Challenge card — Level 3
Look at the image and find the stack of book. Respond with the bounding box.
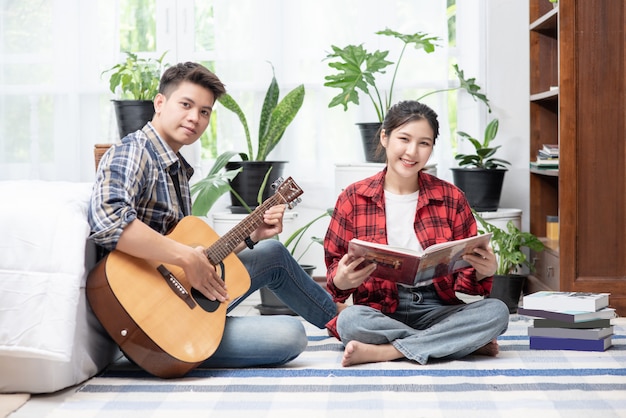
[518,291,615,352]
[530,143,559,170]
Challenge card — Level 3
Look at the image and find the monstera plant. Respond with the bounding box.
[323,28,490,162]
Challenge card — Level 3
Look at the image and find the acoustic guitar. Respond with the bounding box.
[86,177,303,378]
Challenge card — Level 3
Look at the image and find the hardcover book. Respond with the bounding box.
[529,335,613,352]
[517,307,616,323]
[533,318,612,329]
[522,291,610,313]
[347,233,492,286]
[528,326,614,341]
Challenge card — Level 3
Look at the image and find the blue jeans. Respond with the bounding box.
[201,239,336,368]
[336,284,509,364]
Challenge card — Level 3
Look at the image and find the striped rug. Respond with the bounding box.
[41,316,626,417]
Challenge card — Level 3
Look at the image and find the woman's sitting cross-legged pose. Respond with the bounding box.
[323,100,509,367]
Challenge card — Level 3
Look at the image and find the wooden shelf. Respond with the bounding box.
[528,0,626,316]
[530,88,559,102]
[530,6,558,33]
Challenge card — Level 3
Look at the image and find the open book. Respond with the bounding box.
[347,233,492,286]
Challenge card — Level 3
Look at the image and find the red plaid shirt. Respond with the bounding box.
[324,169,493,337]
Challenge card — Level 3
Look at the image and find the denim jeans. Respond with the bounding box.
[336,284,509,364]
[201,239,336,368]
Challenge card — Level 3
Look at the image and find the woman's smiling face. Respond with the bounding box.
[381,118,434,181]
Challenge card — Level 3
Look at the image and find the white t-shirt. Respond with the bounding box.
[384,189,423,253]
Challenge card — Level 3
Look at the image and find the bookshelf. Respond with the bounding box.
[527,0,626,316]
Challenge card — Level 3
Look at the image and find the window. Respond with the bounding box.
[1,0,482,198]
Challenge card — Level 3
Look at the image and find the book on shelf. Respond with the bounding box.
[537,149,559,159]
[517,306,616,323]
[529,335,613,352]
[528,325,614,340]
[522,291,610,313]
[529,161,558,171]
[541,143,559,156]
[347,233,492,286]
[533,317,612,329]
[533,157,559,166]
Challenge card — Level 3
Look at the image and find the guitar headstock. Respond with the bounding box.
[272,177,303,209]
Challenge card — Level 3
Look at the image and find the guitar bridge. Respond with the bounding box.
[157,265,196,309]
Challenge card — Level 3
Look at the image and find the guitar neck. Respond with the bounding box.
[205,194,283,265]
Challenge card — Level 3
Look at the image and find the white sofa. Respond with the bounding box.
[0,180,119,394]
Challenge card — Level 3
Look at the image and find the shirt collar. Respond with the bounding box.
[142,122,194,181]
[359,168,444,208]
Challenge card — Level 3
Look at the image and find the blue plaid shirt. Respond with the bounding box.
[89,123,194,251]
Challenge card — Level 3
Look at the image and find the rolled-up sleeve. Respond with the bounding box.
[88,142,145,250]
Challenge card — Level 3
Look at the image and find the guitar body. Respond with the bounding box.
[86,177,303,378]
[87,217,250,378]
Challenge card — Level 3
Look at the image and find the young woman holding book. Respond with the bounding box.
[324,100,510,367]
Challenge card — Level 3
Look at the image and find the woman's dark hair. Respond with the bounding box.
[373,100,439,160]
[158,62,226,101]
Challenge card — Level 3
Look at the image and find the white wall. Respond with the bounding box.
[483,0,530,230]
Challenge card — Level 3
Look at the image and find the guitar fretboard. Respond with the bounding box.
[204,194,282,264]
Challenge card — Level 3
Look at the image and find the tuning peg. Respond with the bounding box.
[271,177,285,190]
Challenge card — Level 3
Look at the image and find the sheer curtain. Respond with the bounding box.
[1,0,481,207]
[0,0,119,182]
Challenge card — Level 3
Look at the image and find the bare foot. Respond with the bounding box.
[472,339,499,357]
[342,341,404,367]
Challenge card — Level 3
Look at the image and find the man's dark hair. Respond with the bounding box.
[158,62,226,101]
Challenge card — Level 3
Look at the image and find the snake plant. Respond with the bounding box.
[218,63,305,161]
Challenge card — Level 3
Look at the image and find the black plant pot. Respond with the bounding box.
[489,274,526,314]
[356,122,384,163]
[112,100,155,139]
[225,161,287,213]
[256,264,316,316]
[451,168,507,212]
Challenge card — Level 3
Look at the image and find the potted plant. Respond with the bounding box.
[217,62,305,211]
[451,118,510,211]
[323,28,490,162]
[473,210,545,313]
[257,208,333,316]
[190,150,242,217]
[101,51,169,139]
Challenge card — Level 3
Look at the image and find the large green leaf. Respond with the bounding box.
[376,28,440,54]
[217,93,252,160]
[257,84,305,161]
[324,44,392,114]
[483,118,499,146]
[259,66,280,153]
[190,150,242,216]
[453,64,491,112]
